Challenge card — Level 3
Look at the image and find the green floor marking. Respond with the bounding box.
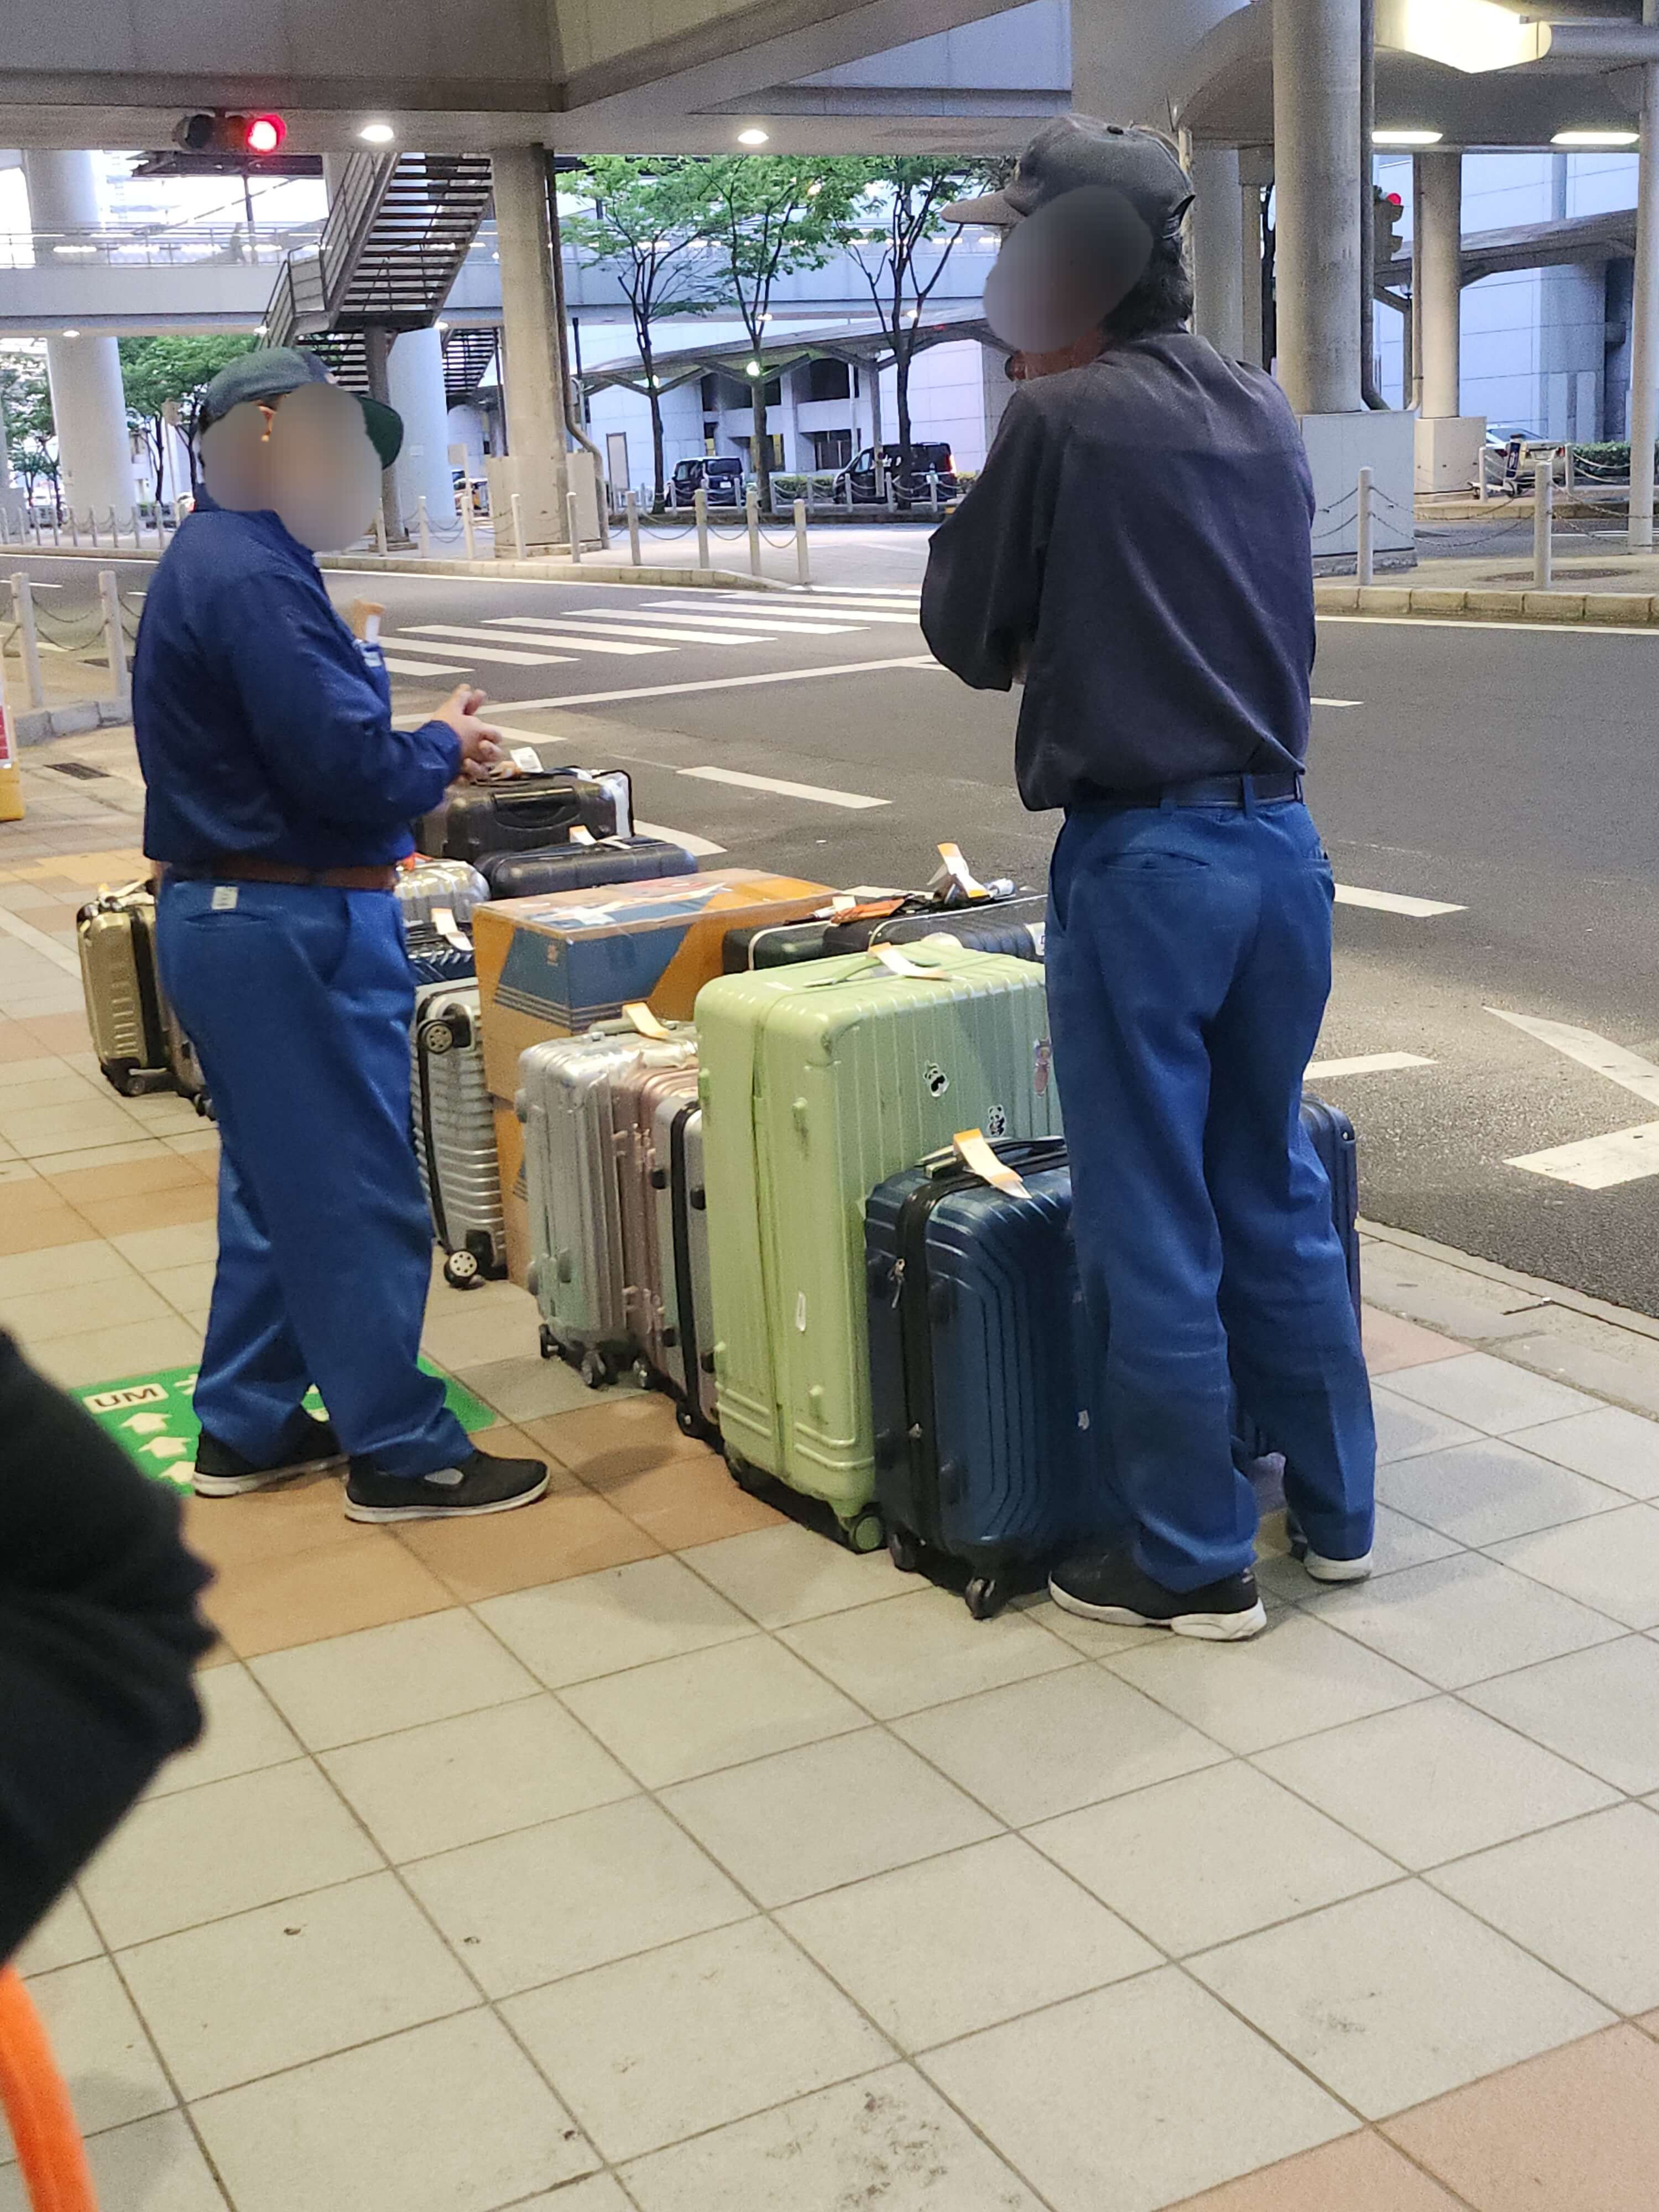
[76,1360,498,1487]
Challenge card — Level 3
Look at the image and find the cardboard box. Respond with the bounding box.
[492,1097,533,1289]
[474,868,831,1099]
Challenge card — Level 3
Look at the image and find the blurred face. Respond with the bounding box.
[201,382,383,550]
[982,186,1155,374]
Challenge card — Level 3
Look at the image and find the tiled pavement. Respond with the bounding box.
[11,801,1659,2208]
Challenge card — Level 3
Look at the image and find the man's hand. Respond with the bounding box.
[434,685,506,782]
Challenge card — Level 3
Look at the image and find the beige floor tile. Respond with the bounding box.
[180,1472,366,1573]
[684,1520,909,1627]
[509,2183,633,2212]
[420,1295,540,1370]
[503,1918,892,2163]
[79,1760,382,1949]
[407,1794,752,1997]
[525,1389,709,1475]
[1372,1385,1484,1464]
[1463,1635,1659,1794]
[598,1447,788,1547]
[395,1481,662,1601]
[1384,1351,1599,1434]
[1432,1804,1659,2013]
[1256,1505,1461,1603]
[7,1959,174,2146]
[0,1270,174,1344]
[28,1313,202,1389]
[662,1728,1000,1908]
[0,1235,134,1298]
[1030,1760,1399,1955]
[0,1101,145,1156]
[145,1661,302,1798]
[562,1633,866,1787]
[0,1199,103,1256]
[106,1215,218,1270]
[12,1886,102,1978]
[1189,1881,1612,2119]
[1510,1405,1659,1499]
[475,1553,754,1688]
[1490,1504,1659,1630]
[1258,1695,1618,1869]
[248,1608,538,1751]
[780,1588,1073,1721]
[0,1071,112,1117]
[920,1966,1353,2212]
[1303,1552,1620,1689]
[205,1532,454,1658]
[39,1149,205,1204]
[322,1693,637,1863]
[893,1662,1227,1827]
[456,1351,605,1423]
[1363,1310,1468,1377]
[1378,1437,1625,1547]
[117,1872,477,2100]
[191,2010,595,2212]
[0,2112,231,2212]
[622,2064,1045,2212]
[1104,1609,1431,1754]
[0,1050,68,1086]
[144,1258,217,1319]
[19,1012,97,1053]
[780,1834,1160,2052]
[1165,2128,1465,2210]
[1024,1595,1169,1658]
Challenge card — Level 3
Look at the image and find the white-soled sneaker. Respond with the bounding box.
[1303,1549,1374,1585]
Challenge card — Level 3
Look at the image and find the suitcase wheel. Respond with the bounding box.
[630,1358,654,1393]
[841,1507,886,1556]
[419,1018,455,1056]
[886,1526,922,1576]
[444,1249,483,1290]
[538,1323,558,1361]
[964,1574,1011,1622]
[581,1347,613,1391]
[726,1452,764,1496]
[675,1401,705,1441]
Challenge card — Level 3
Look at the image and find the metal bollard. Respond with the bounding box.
[129,504,140,547]
[567,491,583,563]
[928,469,940,518]
[695,486,709,570]
[625,489,641,567]
[460,485,476,563]
[511,492,526,563]
[372,506,388,557]
[1355,466,1374,588]
[1564,444,1577,498]
[153,503,165,554]
[9,573,44,710]
[100,568,129,713]
[416,494,431,561]
[794,498,811,586]
[1534,454,1554,588]
[50,509,59,547]
[746,483,762,577]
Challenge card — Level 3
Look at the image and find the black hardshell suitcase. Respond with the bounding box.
[721,920,838,972]
[479,838,697,899]
[823,891,1047,961]
[866,1137,1122,1619]
[417,772,618,863]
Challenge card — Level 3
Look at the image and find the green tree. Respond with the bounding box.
[118,335,257,500]
[0,358,59,515]
[848,160,997,481]
[564,159,725,511]
[698,156,869,506]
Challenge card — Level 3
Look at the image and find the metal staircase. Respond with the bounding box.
[443,326,502,407]
[265,152,494,392]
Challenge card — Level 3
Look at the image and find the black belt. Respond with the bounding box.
[1087,772,1304,811]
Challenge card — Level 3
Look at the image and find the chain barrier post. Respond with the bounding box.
[9,573,44,710]
[128,504,139,547]
[567,491,583,564]
[1564,443,1577,498]
[100,568,130,716]
[794,498,811,586]
[746,484,762,577]
[1534,451,1555,588]
[695,486,710,570]
[511,492,526,563]
[414,495,430,561]
[625,490,641,567]
[0,638,23,822]
[373,505,388,558]
[928,469,940,518]
[1355,467,1374,588]
[460,483,476,563]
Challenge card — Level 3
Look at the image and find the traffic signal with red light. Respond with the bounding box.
[173,113,287,158]
[1374,185,1407,274]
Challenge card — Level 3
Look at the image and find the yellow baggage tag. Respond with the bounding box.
[953,1129,1029,1199]
[874,943,936,980]
[568,825,598,845]
[935,842,988,901]
[622,1001,673,1040]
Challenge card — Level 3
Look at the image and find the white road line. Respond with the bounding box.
[1311,696,1363,707]
[1321,614,1659,639]
[382,654,471,677]
[1306,1051,1434,1078]
[384,634,575,667]
[613,607,867,635]
[1334,885,1465,918]
[400,622,661,658]
[486,615,774,648]
[492,655,939,714]
[1507,1123,1659,1190]
[679,765,888,810]
[1488,1008,1659,1110]
[634,820,728,857]
[649,599,920,628]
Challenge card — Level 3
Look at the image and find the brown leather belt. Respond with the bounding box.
[172,857,399,892]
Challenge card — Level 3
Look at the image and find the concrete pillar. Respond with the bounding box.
[1415,151,1463,419]
[489,147,571,552]
[21,150,134,520]
[1270,0,1363,416]
[1629,2,1659,548]
[1190,147,1245,357]
[386,327,456,531]
[1239,180,1266,367]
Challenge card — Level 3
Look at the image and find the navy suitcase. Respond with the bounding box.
[479,838,697,899]
[404,922,476,985]
[417,772,618,863]
[867,1136,1119,1619]
[722,920,837,972]
[823,891,1047,961]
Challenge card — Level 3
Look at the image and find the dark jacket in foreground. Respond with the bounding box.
[921,332,1317,810]
[0,1335,213,1961]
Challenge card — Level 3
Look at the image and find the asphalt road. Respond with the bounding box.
[15,540,1659,1317]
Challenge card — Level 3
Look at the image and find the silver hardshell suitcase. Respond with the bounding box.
[411,980,507,1288]
[397,858,490,930]
[651,1093,719,1439]
[78,881,209,1110]
[517,1021,697,1387]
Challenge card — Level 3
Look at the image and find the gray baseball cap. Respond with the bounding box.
[200,345,404,468]
[945,118,1193,239]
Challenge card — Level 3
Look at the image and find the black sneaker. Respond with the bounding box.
[343,1447,550,1524]
[1049,1544,1267,1642]
[194,1412,345,1498]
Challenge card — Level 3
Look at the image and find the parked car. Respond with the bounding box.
[833,442,959,509]
[668,456,744,509]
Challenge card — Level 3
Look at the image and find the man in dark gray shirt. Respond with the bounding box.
[924,119,1375,1639]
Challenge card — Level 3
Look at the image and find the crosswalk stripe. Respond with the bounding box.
[385,634,575,667]
[495,654,938,714]
[605,607,867,635]
[648,599,919,628]
[487,615,778,648]
[1507,1123,1659,1190]
[1334,885,1465,919]
[634,820,729,857]
[679,764,889,810]
[381,654,471,677]
[399,623,660,659]
[1306,1051,1434,1079]
[1489,1008,1659,1110]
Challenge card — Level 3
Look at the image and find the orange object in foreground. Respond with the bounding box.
[0,1968,98,2211]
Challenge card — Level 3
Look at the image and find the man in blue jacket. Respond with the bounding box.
[134,347,547,1524]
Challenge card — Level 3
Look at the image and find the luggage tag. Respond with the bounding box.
[873,943,952,982]
[509,745,542,774]
[953,1129,1030,1199]
[622,1001,673,1040]
[431,905,471,952]
[929,842,989,906]
[568,826,598,845]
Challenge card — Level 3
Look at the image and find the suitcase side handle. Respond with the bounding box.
[921,1133,1068,1186]
[951,1129,1031,1197]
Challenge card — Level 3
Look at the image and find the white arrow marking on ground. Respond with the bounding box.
[1306,1051,1434,1079]
[1490,1007,1659,1187]
[141,1436,190,1460]
[123,1412,171,1434]
[1334,885,1465,919]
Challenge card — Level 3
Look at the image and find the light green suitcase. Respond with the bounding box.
[696,942,1062,1548]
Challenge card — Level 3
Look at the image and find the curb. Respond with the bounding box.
[0,545,789,592]
[15,697,130,745]
[1316,581,1659,625]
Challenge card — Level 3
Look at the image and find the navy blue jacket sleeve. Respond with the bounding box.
[218,572,462,826]
[921,388,1063,692]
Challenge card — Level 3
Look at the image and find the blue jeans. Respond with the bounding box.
[1046,795,1376,1590]
[156,878,471,1478]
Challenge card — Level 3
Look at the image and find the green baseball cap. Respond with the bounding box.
[200,345,405,468]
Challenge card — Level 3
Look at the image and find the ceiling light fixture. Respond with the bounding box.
[1553,129,1638,149]
[745,359,761,377]
[737,128,769,147]
[1373,129,1443,147]
[61,328,80,338]
[359,121,395,144]
[1376,0,1532,74]
[52,242,98,255]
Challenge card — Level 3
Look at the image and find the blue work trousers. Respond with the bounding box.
[1046,794,1375,1590]
[156,878,471,1478]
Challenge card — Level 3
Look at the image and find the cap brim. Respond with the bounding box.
[941,190,1024,228]
[358,395,404,469]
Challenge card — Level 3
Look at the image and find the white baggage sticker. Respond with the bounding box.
[431,905,469,951]
[954,1129,1029,1198]
[210,885,238,911]
[509,745,542,773]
